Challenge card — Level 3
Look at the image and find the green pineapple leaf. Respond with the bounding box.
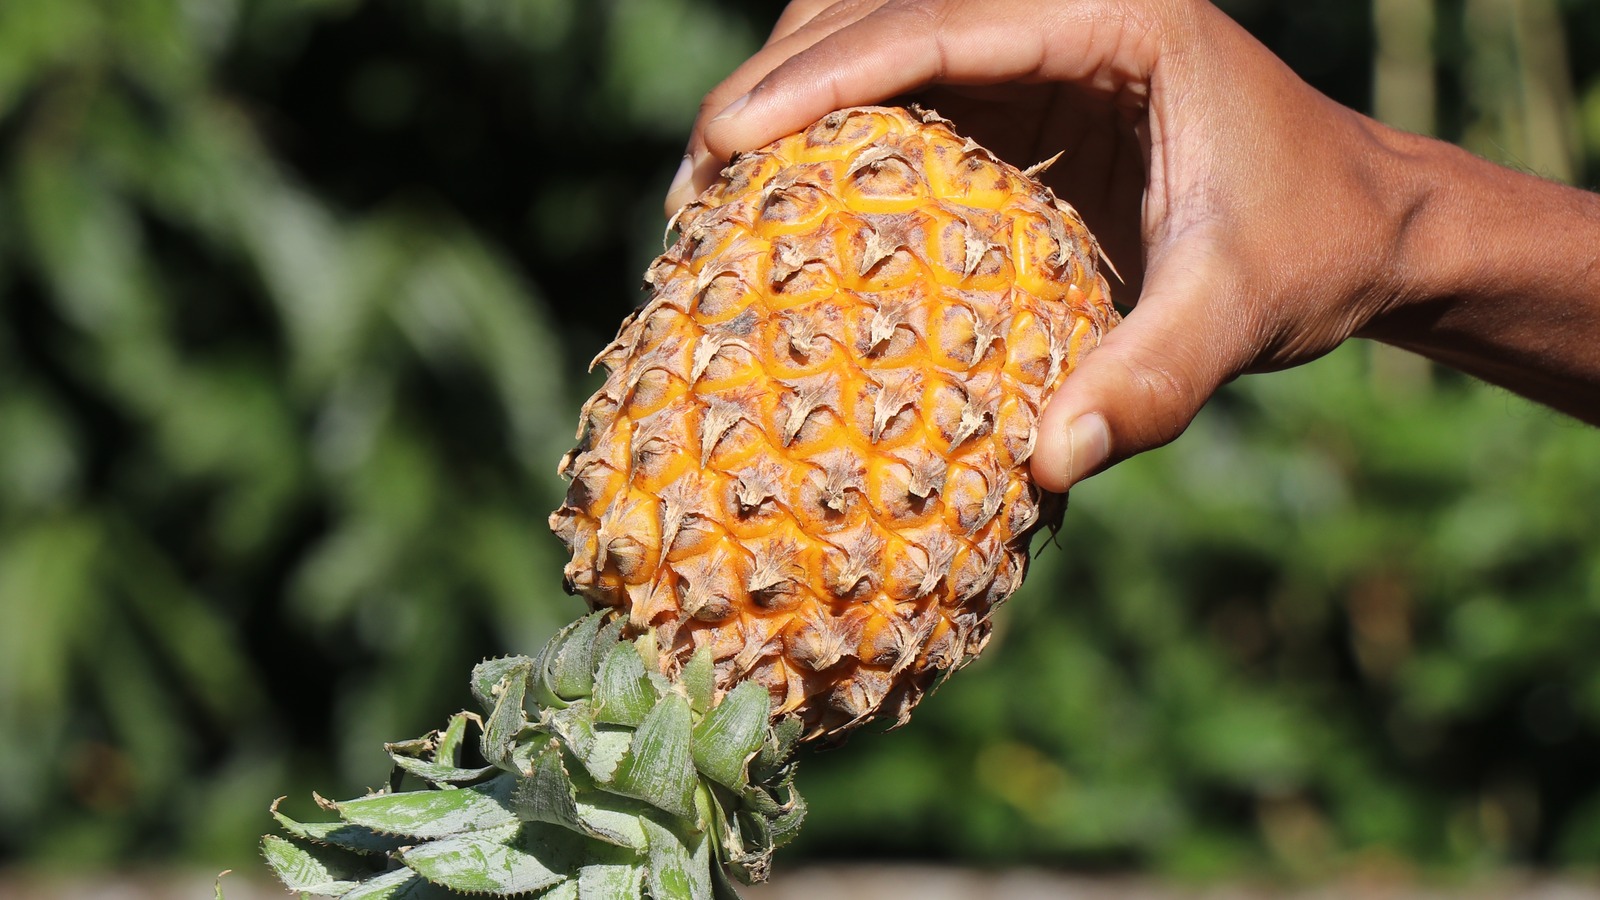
[641,816,713,900]
[389,754,497,785]
[682,645,716,715]
[473,656,536,713]
[482,657,534,767]
[691,681,770,791]
[576,861,646,897]
[592,640,657,726]
[334,775,519,839]
[548,704,631,783]
[398,826,577,896]
[272,797,406,855]
[610,693,697,819]
[752,715,804,781]
[510,740,586,831]
[261,834,365,896]
[341,868,458,899]
[570,783,653,852]
[264,613,807,899]
[435,712,473,763]
[545,612,605,701]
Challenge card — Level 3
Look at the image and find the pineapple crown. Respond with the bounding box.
[263,611,806,899]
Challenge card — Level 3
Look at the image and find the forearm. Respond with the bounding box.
[1364,131,1600,424]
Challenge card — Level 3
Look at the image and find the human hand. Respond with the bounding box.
[664,0,1439,491]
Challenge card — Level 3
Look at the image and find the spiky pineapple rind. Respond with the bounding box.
[552,104,1119,739]
[264,612,805,899]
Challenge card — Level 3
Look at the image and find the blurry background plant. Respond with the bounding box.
[1,0,1599,885]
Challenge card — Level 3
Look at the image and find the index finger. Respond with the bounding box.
[699,2,1162,164]
[665,1,886,216]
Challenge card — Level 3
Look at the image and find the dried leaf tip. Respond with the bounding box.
[1022,150,1066,179]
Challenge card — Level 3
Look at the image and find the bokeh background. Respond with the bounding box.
[2,0,1600,891]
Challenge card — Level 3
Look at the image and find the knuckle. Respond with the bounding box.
[880,0,942,26]
[697,91,730,121]
[798,0,887,36]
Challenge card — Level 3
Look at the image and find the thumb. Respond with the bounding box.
[1030,241,1251,492]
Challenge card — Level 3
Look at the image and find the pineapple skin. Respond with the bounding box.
[551,106,1119,738]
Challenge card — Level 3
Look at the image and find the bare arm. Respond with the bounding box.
[1357,138,1600,425]
[666,0,1600,489]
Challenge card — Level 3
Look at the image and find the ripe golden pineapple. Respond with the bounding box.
[551,105,1119,739]
[262,106,1119,900]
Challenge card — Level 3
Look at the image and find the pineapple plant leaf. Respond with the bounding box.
[271,798,408,855]
[265,613,805,898]
[262,834,368,895]
[266,105,1116,897]
[341,869,458,900]
[330,775,521,840]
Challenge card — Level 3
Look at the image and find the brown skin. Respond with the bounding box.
[665,0,1600,491]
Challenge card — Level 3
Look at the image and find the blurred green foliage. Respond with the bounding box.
[1,0,1599,882]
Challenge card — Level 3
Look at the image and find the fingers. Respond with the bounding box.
[665,1,885,216]
[699,1,1172,165]
[1030,237,1255,492]
[667,0,1157,214]
[700,5,1047,164]
[765,0,867,47]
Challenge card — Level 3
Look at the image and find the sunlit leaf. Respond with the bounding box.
[335,776,519,839]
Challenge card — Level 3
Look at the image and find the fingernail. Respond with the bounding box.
[710,92,750,124]
[665,154,704,217]
[1065,413,1110,486]
[666,155,693,201]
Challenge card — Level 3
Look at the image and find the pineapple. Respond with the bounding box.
[551,105,1118,738]
[262,105,1116,898]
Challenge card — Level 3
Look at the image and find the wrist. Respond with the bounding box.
[1358,128,1600,420]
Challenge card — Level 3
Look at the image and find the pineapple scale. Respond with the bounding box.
[550,106,1119,739]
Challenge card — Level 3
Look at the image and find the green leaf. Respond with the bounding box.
[473,656,535,713]
[545,884,580,900]
[722,779,804,885]
[261,835,363,896]
[436,712,473,763]
[738,781,802,823]
[272,798,406,855]
[511,741,585,832]
[577,861,645,898]
[549,705,631,784]
[593,641,657,727]
[571,792,652,853]
[766,786,807,849]
[383,713,484,784]
[641,817,712,900]
[335,775,518,839]
[533,759,655,851]
[630,631,659,672]
[709,860,746,900]
[547,612,606,700]
[682,645,715,715]
[483,657,534,767]
[342,868,459,900]
[610,694,697,819]
[690,681,769,790]
[752,716,803,780]
[399,825,581,896]
[390,754,497,785]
